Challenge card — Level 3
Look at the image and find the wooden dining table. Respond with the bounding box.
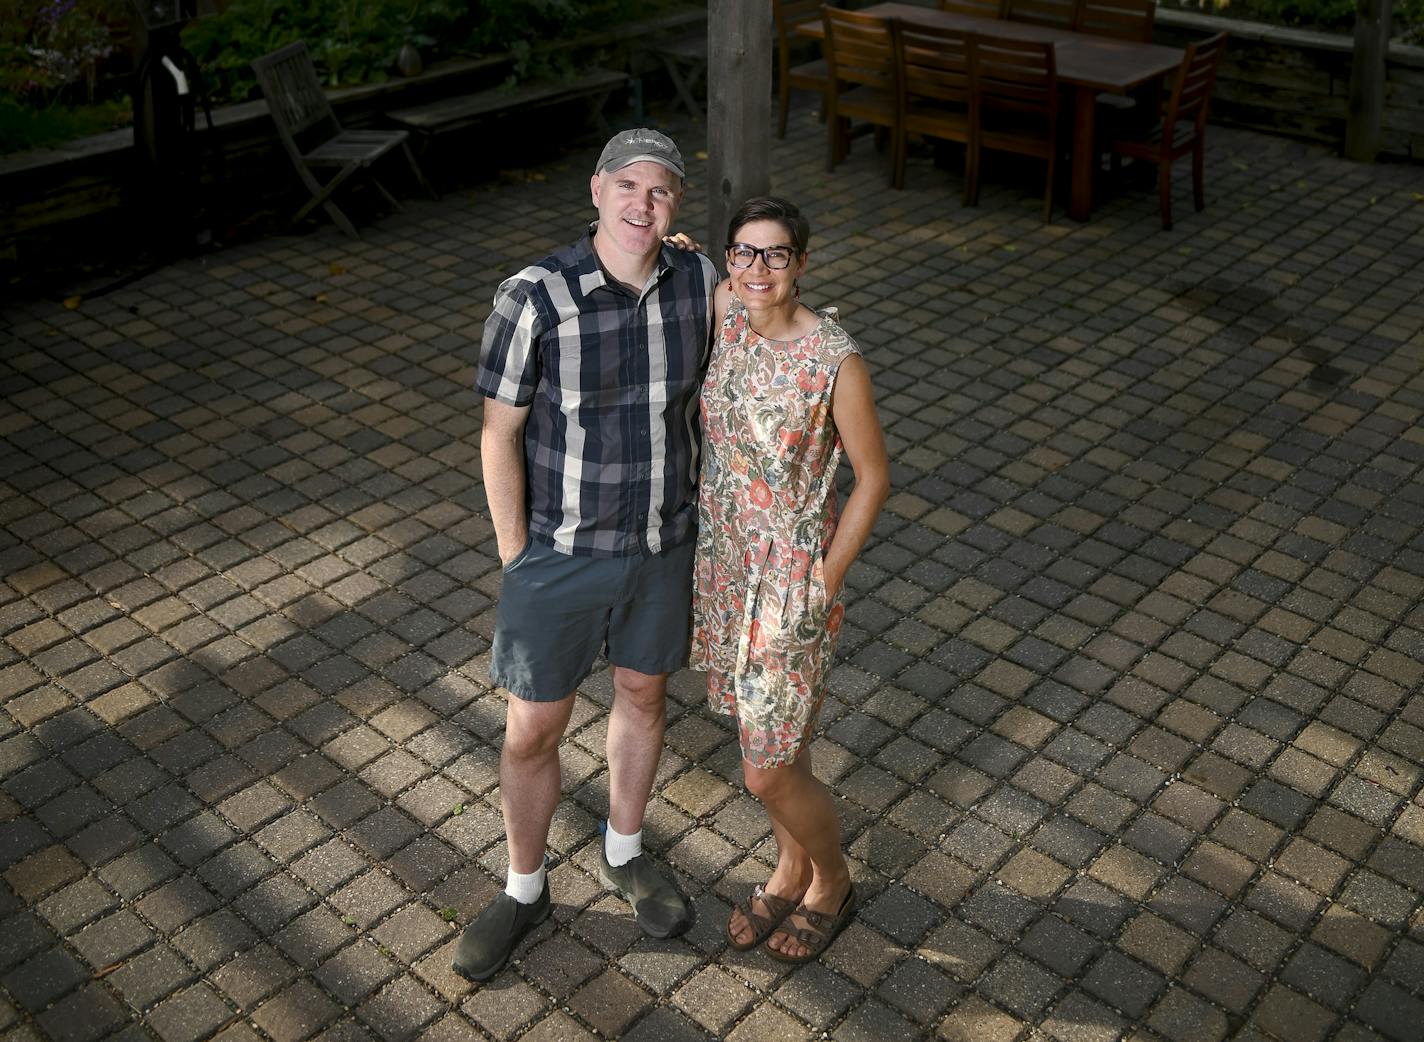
[797,2,1183,221]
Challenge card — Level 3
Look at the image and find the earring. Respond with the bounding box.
[794,280,800,299]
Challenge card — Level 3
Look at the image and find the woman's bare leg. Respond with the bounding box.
[744,748,852,957]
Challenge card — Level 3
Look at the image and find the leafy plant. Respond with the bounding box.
[0,91,129,152]
[183,0,675,105]
[1179,0,1422,35]
[1,0,128,99]
[0,0,130,154]
[182,0,471,104]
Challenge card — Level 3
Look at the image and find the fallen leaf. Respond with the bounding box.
[63,295,81,309]
[452,803,464,816]
[329,261,346,275]
[313,292,329,304]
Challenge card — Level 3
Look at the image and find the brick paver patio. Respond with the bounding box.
[2,105,1423,1042]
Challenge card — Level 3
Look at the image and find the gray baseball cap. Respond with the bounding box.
[595,127,685,179]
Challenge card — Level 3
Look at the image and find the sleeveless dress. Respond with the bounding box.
[691,294,862,768]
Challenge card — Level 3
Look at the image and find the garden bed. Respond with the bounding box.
[0,6,704,287]
[1155,7,1424,159]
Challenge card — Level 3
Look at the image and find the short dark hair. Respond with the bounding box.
[726,196,810,255]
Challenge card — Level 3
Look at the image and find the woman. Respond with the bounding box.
[691,197,889,963]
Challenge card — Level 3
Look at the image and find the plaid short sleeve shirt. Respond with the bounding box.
[477,229,716,558]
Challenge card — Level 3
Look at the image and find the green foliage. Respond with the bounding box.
[1217,0,1352,29]
[1,0,681,148]
[184,0,672,105]
[0,92,129,153]
[183,0,470,104]
[1200,0,1422,35]
[1,0,129,99]
[1,0,131,154]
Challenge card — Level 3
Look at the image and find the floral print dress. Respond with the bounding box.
[691,294,861,768]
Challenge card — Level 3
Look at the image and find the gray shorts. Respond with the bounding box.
[489,538,694,702]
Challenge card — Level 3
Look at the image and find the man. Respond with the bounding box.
[453,128,717,982]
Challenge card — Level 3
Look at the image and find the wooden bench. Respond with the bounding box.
[386,67,630,145]
[649,32,708,118]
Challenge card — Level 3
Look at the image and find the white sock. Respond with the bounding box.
[604,822,642,868]
[504,863,546,904]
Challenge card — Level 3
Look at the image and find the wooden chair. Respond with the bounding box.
[1003,0,1079,29]
[891,20,972,193]
[1077,0,1157,129]
[652,31,709,118]
[251,41,436,240]
[822,6,898,181]
[1108,33,1226,230]
[966,35,1060,221]
[938,0,1005,17]
[1075,0,1154,41]
[775,0,834,139]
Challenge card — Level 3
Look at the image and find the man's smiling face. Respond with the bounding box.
[590,161,683,262]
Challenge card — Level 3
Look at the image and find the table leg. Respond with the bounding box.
[1069,85,1096,222]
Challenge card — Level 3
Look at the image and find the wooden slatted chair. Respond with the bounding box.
[1003,0,1079,29]
[1077,0,1158,130]
[966,35,1060,221]
[822,6,898,181]
[775,0,835,139]
[252,41,436,240]
[891,20,972,193]
[1108,33,1226,229]
[1075,0,1154,40]
[937,0,1005,17]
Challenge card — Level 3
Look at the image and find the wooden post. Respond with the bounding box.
[1345,0,1392,161]
[707,0,772,256]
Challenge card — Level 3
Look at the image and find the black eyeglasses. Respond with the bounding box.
[726,243,796,270]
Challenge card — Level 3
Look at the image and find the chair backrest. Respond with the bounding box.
[968,35,1057,122]
[822,6,895,91]
[938,0,1004,17]
[1075,0,1154,42]
[1163,32,1226,138]
[1003,0,1079,29]
[894,21,971,110]
[774,0,826,37]
[252,41,339,147]
[774,0,828,73]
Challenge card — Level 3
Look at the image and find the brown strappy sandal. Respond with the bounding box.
[726,884,799,951]
[765,885,856,964]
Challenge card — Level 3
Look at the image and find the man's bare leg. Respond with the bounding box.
[454,691,576,981]
[501,693,577,873]
[598,664,691,938]
[606,665,667,834]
